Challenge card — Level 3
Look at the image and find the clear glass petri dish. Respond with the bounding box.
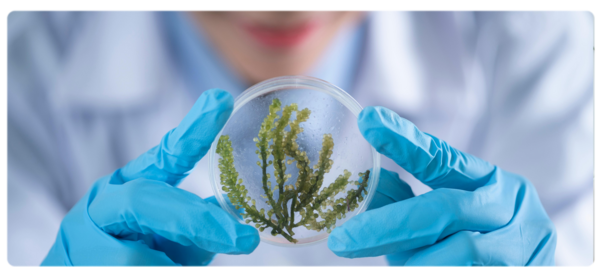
[209,75,380,247]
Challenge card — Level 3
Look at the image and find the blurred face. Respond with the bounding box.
[190,12,364,84]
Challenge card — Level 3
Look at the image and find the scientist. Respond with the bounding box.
[7,11,593,266]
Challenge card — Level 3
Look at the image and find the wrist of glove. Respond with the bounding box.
[328,106,557,266]
[42,89,260,266]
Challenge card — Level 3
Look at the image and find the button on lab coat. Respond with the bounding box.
[7,11,593,266]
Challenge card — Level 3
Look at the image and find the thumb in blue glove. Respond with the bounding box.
[328,106,556,266]
[42,89,260,266]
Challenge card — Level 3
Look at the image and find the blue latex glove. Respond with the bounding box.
[328,106,557,266]
[42,89,260,266]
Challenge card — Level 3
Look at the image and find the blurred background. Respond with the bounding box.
[7,11,593,266]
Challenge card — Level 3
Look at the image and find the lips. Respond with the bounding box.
[240,20,318,49]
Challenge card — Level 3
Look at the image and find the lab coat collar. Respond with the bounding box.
[51,12,176,112]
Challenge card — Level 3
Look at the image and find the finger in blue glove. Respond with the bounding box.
[42,89,260,266]
[328,106,556,266]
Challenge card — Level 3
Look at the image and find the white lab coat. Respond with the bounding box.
[7,11,593,266]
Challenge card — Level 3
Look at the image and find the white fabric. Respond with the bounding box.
[7,11,593,266]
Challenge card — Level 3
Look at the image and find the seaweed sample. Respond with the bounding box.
[216,98,369,243]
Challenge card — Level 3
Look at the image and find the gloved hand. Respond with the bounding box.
[328,106,557,266]
[42,89,260,266]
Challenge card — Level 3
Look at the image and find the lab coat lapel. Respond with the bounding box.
[45,12,191,193]
[353,12,484,149]
[353,12,426,119]
[51,12,174,112]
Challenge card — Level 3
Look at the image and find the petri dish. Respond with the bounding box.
[208,75,380,246]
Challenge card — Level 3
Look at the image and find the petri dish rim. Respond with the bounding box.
[208,75,381,247]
